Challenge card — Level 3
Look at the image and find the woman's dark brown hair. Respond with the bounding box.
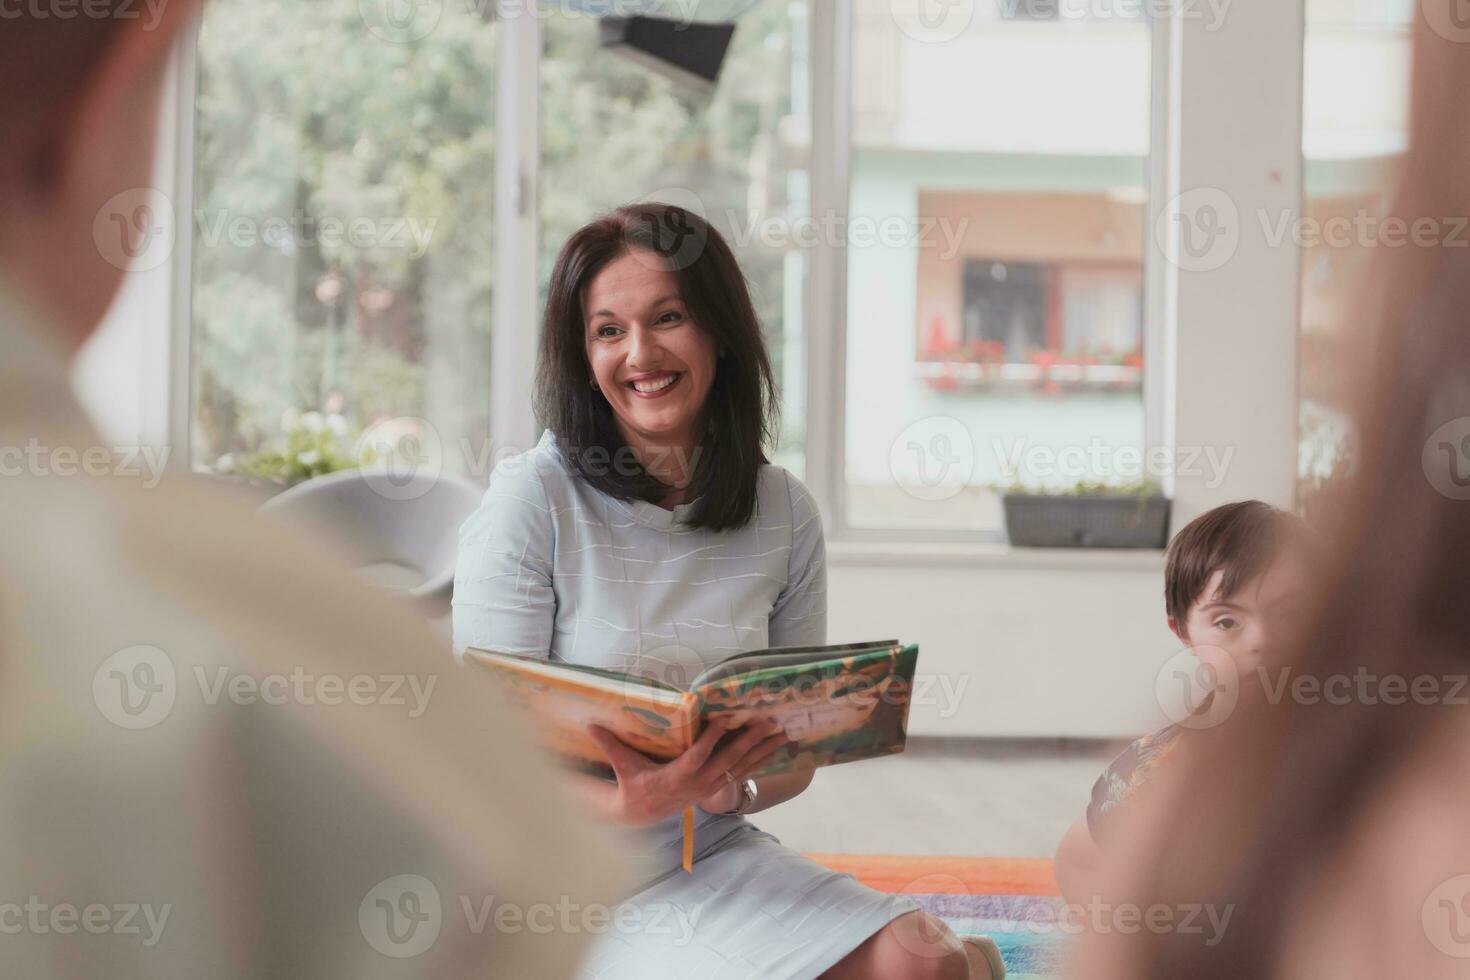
[1120,17,1470,977]
[535,203,780,532]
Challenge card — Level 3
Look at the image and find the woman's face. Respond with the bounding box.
[583,249,719,449]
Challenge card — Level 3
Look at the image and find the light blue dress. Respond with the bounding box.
[453,430,919,979]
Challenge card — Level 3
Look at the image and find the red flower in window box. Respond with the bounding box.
[1028,350,1060,395]
[922,316,957,361]
[926,374,962,392]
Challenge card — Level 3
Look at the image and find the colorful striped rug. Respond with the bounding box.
[803,854,1070,979]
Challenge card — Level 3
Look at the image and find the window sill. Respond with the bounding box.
[826,538,1166,570]
[914,360,1142,391]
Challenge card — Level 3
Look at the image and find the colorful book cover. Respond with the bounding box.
[467,641,918,781]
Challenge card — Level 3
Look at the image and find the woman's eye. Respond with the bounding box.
[657,312,683,325]
[594,324,621,339]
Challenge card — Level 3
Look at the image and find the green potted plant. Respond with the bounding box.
[1000,479,1170,549]
[212,410,375,493]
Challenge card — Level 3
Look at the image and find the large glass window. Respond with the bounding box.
[845,0,1153,531]
[1298,0,1412,514]
[190,1,1157,519]
[537,3,811,473]
[191,0,497,484]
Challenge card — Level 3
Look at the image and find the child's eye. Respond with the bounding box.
[1214,617,1238,631]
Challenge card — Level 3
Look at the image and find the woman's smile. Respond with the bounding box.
[626,370,683,397]
[583,250,719,445]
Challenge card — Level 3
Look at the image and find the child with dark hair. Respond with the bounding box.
[1053,500,1311,905]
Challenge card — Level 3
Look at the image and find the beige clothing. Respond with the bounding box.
[0,278,628,977]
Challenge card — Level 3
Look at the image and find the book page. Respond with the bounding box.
[469,649,685,698]
[690,638,900,690]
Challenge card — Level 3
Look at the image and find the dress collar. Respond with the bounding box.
[539,430,704,531]
[612,494,701,531]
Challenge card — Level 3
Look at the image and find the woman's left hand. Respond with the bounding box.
[697,777,746,815]
[699,756,817,816]
[585,718,789,826]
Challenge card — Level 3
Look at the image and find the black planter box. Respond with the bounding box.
[1003,493,1171,549]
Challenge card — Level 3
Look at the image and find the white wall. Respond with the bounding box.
[829,546,1172,738]
[72,266,171,449]
[1163,0,1304,527]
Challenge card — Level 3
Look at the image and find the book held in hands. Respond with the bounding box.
[466,639,919,782]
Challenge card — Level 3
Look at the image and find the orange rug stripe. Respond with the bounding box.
[802,854,1059,897]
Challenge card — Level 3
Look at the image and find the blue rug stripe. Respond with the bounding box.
[909,892,1070,979]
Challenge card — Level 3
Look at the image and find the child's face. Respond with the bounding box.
[1171,551,1310,679]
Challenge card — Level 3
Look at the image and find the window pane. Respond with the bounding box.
[846,1,1152,531]
[1298,0,1412,514]
[191,0,496,485]
[538,3,810,474]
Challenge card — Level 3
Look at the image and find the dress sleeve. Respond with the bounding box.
[768,470,828,649]
[452,453,557,661]
[1085,725,1184,845]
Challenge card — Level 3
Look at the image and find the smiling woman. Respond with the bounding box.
[535,203,780,532]
[453,205,999,979]
[581,253,721,499]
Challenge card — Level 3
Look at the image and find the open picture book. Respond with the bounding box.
[466,639,919,783]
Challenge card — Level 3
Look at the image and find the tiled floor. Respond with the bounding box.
[751,737,1125,858]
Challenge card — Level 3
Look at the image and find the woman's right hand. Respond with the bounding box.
[585,717,789,827]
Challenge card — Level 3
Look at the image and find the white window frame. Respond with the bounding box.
[493,8,543,459]
[165,16,199,461]
[163,0,1305,560]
